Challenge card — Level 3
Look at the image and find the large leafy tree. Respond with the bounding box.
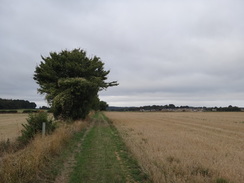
[34,49,118,120]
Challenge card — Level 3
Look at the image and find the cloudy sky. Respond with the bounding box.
[1,0,244,107]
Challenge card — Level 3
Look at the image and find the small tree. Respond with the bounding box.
[18,112,56,144]
[34,49,118,120]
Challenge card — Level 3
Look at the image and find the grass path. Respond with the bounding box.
[68,112,150,183]
[54,120,95,183]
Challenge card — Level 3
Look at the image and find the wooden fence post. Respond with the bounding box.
[42,122,46,137]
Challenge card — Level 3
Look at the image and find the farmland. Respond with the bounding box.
[0,112,150,183]
[0,113,28,141]
[105,112,244,183]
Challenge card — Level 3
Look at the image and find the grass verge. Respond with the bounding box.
[42,125,88,182]
[0,121,88,183]
[69,112,151,183]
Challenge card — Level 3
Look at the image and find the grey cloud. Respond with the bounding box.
[1,0,244,107]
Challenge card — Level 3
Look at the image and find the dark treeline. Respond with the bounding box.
[207,105,241,112]
[107,104,242,112]
[0,98,36,109]
[108,104,190,111]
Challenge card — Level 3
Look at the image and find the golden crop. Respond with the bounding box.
[105,112,244,183]
[0,114,28,141]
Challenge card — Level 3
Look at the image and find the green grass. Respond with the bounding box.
[69,112,151,183]
[40,127,88,182]
[215,178,229,183]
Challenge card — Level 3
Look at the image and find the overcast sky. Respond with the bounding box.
[1,0,244,107]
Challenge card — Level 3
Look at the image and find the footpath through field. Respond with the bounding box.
[67,112,150,183]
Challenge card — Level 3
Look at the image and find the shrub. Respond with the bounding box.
[18,112,56,144]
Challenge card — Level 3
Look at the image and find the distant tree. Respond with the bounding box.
[99,101,109,111]
[34,49,118,120]
[39,106,50,110]
[219,105,241,112]
[168,104,176,108]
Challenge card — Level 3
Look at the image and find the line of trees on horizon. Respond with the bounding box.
[107,104,242,112]
[0,98,36,109]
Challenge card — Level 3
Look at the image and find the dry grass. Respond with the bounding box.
[0,114,28,141]
[0,120,88,183]
[105,112,244,183]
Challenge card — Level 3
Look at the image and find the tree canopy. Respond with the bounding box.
[34,49,118,120]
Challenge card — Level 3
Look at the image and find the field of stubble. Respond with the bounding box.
[0,114,28,141]
[105,112,244,183]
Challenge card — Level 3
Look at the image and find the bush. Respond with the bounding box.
[18,112,56,144]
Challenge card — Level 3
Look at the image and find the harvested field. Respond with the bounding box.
[0,114,28,141]
[105,112,244,183]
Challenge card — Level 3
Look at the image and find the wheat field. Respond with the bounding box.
[0,114,28,141]
[105,112,244,183]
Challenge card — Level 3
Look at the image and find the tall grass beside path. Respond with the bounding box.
[0,121,88,183]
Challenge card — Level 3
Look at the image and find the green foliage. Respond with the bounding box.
[90,99,108,111]
[0,98,36,109]
[18,112,56,144]
[34,48,118,120]
[99,101,108,111]
[52,77,99,119]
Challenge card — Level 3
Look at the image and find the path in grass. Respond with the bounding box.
[68,112,150,183]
